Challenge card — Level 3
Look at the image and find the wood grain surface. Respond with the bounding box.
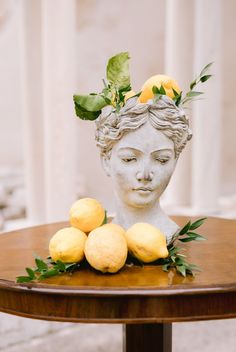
[0,217,236,323]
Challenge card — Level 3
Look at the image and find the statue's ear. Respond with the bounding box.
[101,154,111,177]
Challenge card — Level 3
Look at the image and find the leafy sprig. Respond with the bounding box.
[16,256,79,283]
[161,217,207,277]
[152,63,213,107]
[73,52,132,120]
[181,63,213,105]
[73,52,213,118]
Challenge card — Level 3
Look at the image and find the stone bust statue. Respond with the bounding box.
[95,95,192,243]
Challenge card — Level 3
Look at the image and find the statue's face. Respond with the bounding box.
[103,121,177,208]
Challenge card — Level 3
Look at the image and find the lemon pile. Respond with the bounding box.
[48,197,169,274]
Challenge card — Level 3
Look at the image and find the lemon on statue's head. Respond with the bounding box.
[138,74,181,103]
[49,227,87,263]
[69,197,105,233]
[84,223,128,273]
[125,222,168,263]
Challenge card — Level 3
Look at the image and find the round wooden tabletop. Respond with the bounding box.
[0,216,236,324]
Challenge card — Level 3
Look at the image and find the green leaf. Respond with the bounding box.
[101,87,112,103]
[179,237,195,243]
[200,74,212,83]
[187,232,207,241]
[102,210,108,225]
[199,62,214,77]
[168,246,182,255]
[35,258,48,271]
[159,85,166,95]
[190,80,197,90]
[177,265,186,277]
[172,88,180,97]
[129,91,142,99]
[152,85,160,94]
[65,263,78,272]
[106,52,131,89]
[118,84,132,103]
[119,84,132,94]
[16,276,32,283]
[26,267,36,280]
[178,221,191,236]
[73,94,107,112]
[74,101,101,121]
[186,91,204,98]
[153,94,163,103]
[162,263,170,272]
[175,257,186,265]
[190,217,207,230]
[56,260,66,272]
[174,91,182,106]
[39,268,59,279]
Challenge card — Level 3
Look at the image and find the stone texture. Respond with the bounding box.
[0,319,122,352]
[0,314,235,352]
[173,319,236,352]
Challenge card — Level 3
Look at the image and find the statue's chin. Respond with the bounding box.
[119,200,157,211]
[120,193,158,209]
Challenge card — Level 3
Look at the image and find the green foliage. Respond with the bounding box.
[73,52,213,119]
[74,52,132,119]
[106,52,131,89]
[73,94,107,112]
[73,99,101,121]
[16,257,79,283]
[172,89,182,106]
[181,62,213,105]
[161,217,207,277]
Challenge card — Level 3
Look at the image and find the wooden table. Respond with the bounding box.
[0,217,236,352]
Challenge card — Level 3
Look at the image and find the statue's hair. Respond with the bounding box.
[95,95,192,158]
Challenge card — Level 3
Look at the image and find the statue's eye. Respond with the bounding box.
[122,157,137,163]
[156,158,169,164]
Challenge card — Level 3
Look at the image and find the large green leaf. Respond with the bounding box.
[106,52,130,89]
[73,94,107,121]
[74,101,101,121]
[73,94,107,112]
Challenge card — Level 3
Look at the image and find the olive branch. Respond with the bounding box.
[160,217,207,277]
[16,256,79,283]
[152,63,213,107]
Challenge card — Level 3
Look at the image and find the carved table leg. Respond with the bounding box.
[123,323,172,352]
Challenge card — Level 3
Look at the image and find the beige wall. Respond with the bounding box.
[0,1,22,165]
[222,0,236,195]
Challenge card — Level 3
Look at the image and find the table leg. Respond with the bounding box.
[123,323,172,352]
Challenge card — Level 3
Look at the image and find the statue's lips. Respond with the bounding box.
[133,187,153,193]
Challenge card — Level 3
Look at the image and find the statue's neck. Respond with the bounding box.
[112,198,179,244]
[113,199,161,227]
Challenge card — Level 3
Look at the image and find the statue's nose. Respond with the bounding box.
[136,165,154,182]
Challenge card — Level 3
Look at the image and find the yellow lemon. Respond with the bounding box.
[84,223,128,273]
[69,198,105,233]
[125,222,169,263]
[124,90,136,102]
[138,74,181,103]
[49,227,87,263]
